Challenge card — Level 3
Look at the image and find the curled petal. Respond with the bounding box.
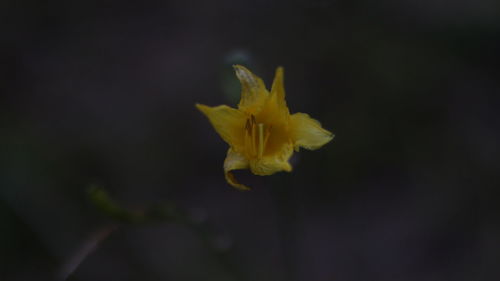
[249,143,293,176]
[234,65,269,114]
[290,113,334,151]
[224,148,250,190]
[196,104,246,149]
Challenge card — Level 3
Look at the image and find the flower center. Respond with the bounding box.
[244,115,272,159]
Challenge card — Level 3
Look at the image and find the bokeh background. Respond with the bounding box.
[1,0,499,280]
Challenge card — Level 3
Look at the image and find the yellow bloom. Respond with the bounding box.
[196,65,334,190]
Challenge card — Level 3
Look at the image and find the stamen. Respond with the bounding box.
[244,124,249,149]
[258,123,264,158]
[263,125,272,153]
[245,119,250,132]
[244,115,272,159]
[244,118,250,152]
[251,117,256,156]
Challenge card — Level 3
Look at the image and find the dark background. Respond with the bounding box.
[1,0,499,280]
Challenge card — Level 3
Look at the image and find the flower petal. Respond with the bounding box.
[249,143,293,176]
[224,148,250,190]
[196,104,246,148]
[270,66,288,114]
[290,112,334,150]
[257,66,290,125]
[233,65,269,114]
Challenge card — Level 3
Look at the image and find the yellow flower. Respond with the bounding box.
[196,65,334,190]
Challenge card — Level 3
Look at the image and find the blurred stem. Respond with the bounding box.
[58,224,118,281]
[60,185,246,281]
[270,177,299,281]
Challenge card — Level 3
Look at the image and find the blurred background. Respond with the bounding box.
[1,0,499,280]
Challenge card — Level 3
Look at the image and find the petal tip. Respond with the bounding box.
[275,66,284,76]
[195,103,209,112]
[195,103,214,118]
[232,64,249,74]
[225,171,251,191]
[325,131,335,144]
[233,65,254,82]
